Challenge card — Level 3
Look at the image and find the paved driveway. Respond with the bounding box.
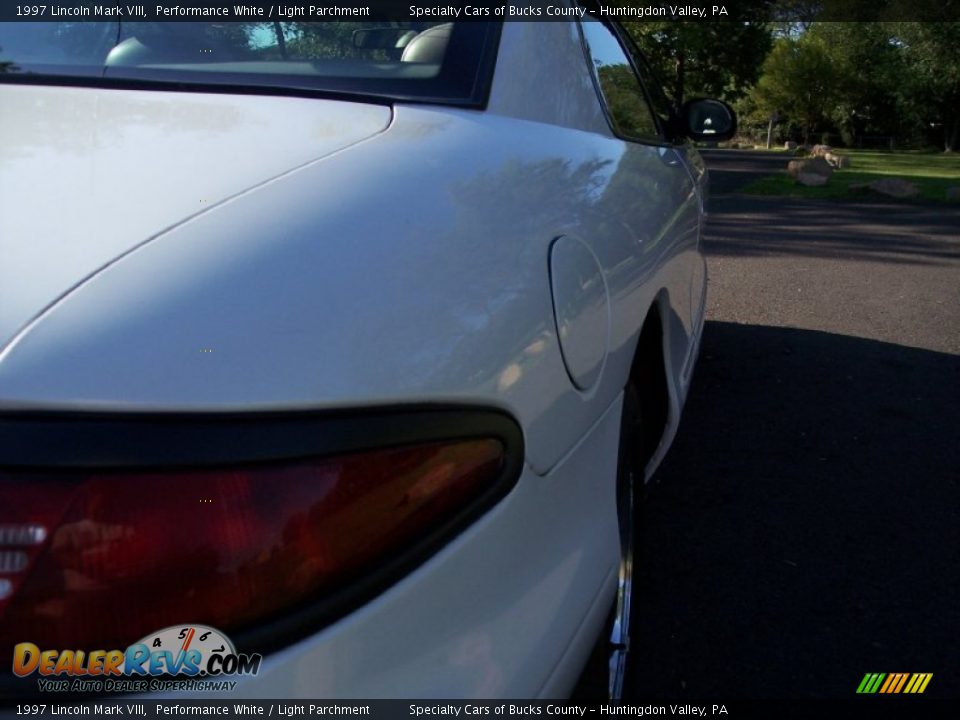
[627,150,960,698]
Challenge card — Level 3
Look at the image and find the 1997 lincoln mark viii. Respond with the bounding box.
[0,3,734,699]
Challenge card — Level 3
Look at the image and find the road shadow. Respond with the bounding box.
[628,321,960,698]
[705,196,960,267]
[699,149,792,195]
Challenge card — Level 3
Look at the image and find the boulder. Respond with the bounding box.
[825,152,851,169]
[850,178,920,199]
[787,156,833,180]
[946,186,960,202]
[797,172,829,187]
[784,141,798,150]
[810,144,833,158]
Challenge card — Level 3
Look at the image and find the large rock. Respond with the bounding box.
[946,186,960,202]
[810,144,833,158]
[787,156,833,180]
[784,141,798,150]
[850,178,920,198]
[825,152,851,169]
[797,172,829,187]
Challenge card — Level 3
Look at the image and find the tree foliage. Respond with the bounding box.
[890,22,960,151]
[810,23,904,143]
[746,32,835,142]
[740,21,960,150]
[623,15,773,112]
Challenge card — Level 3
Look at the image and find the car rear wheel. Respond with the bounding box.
[574,382,644,699]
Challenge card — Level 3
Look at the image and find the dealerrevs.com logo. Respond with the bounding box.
[13,625,261,693]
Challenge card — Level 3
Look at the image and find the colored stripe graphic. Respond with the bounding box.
[858,673,932,694]
[906,673,933,693]
[857,673,886,693]
[879,674,895,693]
[892,673,910,693]
[881,673,906,693]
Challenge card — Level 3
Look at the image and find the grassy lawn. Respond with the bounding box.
[742,150,960,202]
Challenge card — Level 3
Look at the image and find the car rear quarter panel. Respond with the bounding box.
[0,22,703,479]
[0,103,700,477]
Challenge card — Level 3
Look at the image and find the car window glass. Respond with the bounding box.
[619,32,675,123]
[579,19,660,141]
[0,20,494,105]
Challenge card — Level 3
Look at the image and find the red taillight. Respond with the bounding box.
[0,439,504,651]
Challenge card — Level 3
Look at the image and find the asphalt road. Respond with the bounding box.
[626,150,960,698]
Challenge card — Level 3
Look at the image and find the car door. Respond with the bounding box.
[579,17,705,379]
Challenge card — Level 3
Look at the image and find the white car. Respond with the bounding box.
[0,7,734,700]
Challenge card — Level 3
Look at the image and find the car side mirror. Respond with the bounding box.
[678,98,737,142]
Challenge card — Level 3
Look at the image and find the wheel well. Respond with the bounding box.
[628,304,670,470]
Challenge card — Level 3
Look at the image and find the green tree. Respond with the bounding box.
[748,33,838,143]
[890,23,960,152]
[745,20,960,150]
[624,17,772,112]
[806,22,905,145]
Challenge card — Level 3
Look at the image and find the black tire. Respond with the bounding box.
[572,383,644,699]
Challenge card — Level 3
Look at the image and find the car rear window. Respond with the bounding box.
[0,19,498,105]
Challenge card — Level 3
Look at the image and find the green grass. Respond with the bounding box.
[727,146,794,153]
[705,142,792,152]
[741,149,960,202]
